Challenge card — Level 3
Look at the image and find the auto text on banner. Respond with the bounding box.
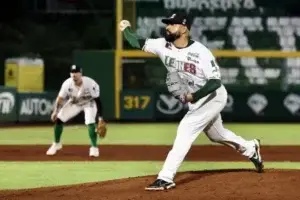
[18,92,57,122]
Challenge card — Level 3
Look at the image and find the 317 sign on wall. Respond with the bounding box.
[120,90,155,119]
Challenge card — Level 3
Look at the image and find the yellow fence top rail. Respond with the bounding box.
[120,50,300,58]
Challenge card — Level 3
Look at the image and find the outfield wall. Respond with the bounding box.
[1,50,300,123]
[1,85,300,123]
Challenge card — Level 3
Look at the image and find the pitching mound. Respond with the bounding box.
[1,169,300,200]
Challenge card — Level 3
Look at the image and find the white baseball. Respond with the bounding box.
[119,20,131,31]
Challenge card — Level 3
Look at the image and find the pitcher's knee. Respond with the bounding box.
[204,126,229,143]
[207,136,220,143]
[205,131,224,143]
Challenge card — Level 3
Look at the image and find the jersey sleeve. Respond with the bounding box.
[142,38,165,55]
[200,50,221,80]
[90,80,100,98]
[58,80,68,99]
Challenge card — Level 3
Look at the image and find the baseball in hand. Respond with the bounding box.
[185,93,194,102]
[119,20,131,31]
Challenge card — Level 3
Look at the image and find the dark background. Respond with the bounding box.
[1,0,300,91]
[0,0,114,90]
[1,0,300,123]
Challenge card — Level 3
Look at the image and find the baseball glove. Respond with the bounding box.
[96,120,107,138]
[165,71,189,103]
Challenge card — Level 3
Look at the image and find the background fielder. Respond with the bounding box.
[46,65,107,157]
[119,13,264,191]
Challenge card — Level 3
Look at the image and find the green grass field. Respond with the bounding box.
[0,123,300,190]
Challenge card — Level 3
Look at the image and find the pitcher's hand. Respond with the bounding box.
[119,20,131,31]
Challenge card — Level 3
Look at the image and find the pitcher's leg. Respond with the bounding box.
[204,114,255,157]
[157,115,205,183]
[156,96,227,184]
[145,86,228,191]
[204,114,264,172]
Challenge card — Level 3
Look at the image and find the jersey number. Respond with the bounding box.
[184,63,196,74]
[211,60,219,73]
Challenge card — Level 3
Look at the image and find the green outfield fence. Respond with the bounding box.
[1,85,300,123]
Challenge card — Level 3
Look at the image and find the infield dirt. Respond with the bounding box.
[0,145,299,200]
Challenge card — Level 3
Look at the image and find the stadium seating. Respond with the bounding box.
[133,16,300,87]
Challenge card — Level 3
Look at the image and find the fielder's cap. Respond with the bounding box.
[70,65,82,73]
[161,13,191,30]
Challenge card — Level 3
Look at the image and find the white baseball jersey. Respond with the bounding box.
[142,38,221,93]
[142,38,258,185]
[58,76,100,106]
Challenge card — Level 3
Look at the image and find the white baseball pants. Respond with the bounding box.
[57,100,97,125]
[158,85,256,182]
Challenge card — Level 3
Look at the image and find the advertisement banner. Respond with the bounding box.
[153,90,300,122]
[221,91,300,122]
[18,92,56,122]
[0,86,17,122]
[155,92,188,121]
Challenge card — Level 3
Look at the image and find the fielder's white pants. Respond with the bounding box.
[57,100,97,125]
[158,85,256,182]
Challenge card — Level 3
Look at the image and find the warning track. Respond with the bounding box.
[0,145,299,161]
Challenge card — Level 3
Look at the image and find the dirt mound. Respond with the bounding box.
[1,169,300,200]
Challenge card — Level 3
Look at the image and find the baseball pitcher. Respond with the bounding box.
[119,13,264,191]
[46,65,107,157]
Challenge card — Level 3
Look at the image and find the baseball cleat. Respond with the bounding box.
[89,147,99,157]
[46,142,62,156]
[145,179,176,191]
[249,139,264,173]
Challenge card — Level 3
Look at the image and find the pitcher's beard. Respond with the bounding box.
[164,32,180,42]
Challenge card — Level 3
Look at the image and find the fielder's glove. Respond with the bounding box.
[165,71,189,103]
[96,120,107,138]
